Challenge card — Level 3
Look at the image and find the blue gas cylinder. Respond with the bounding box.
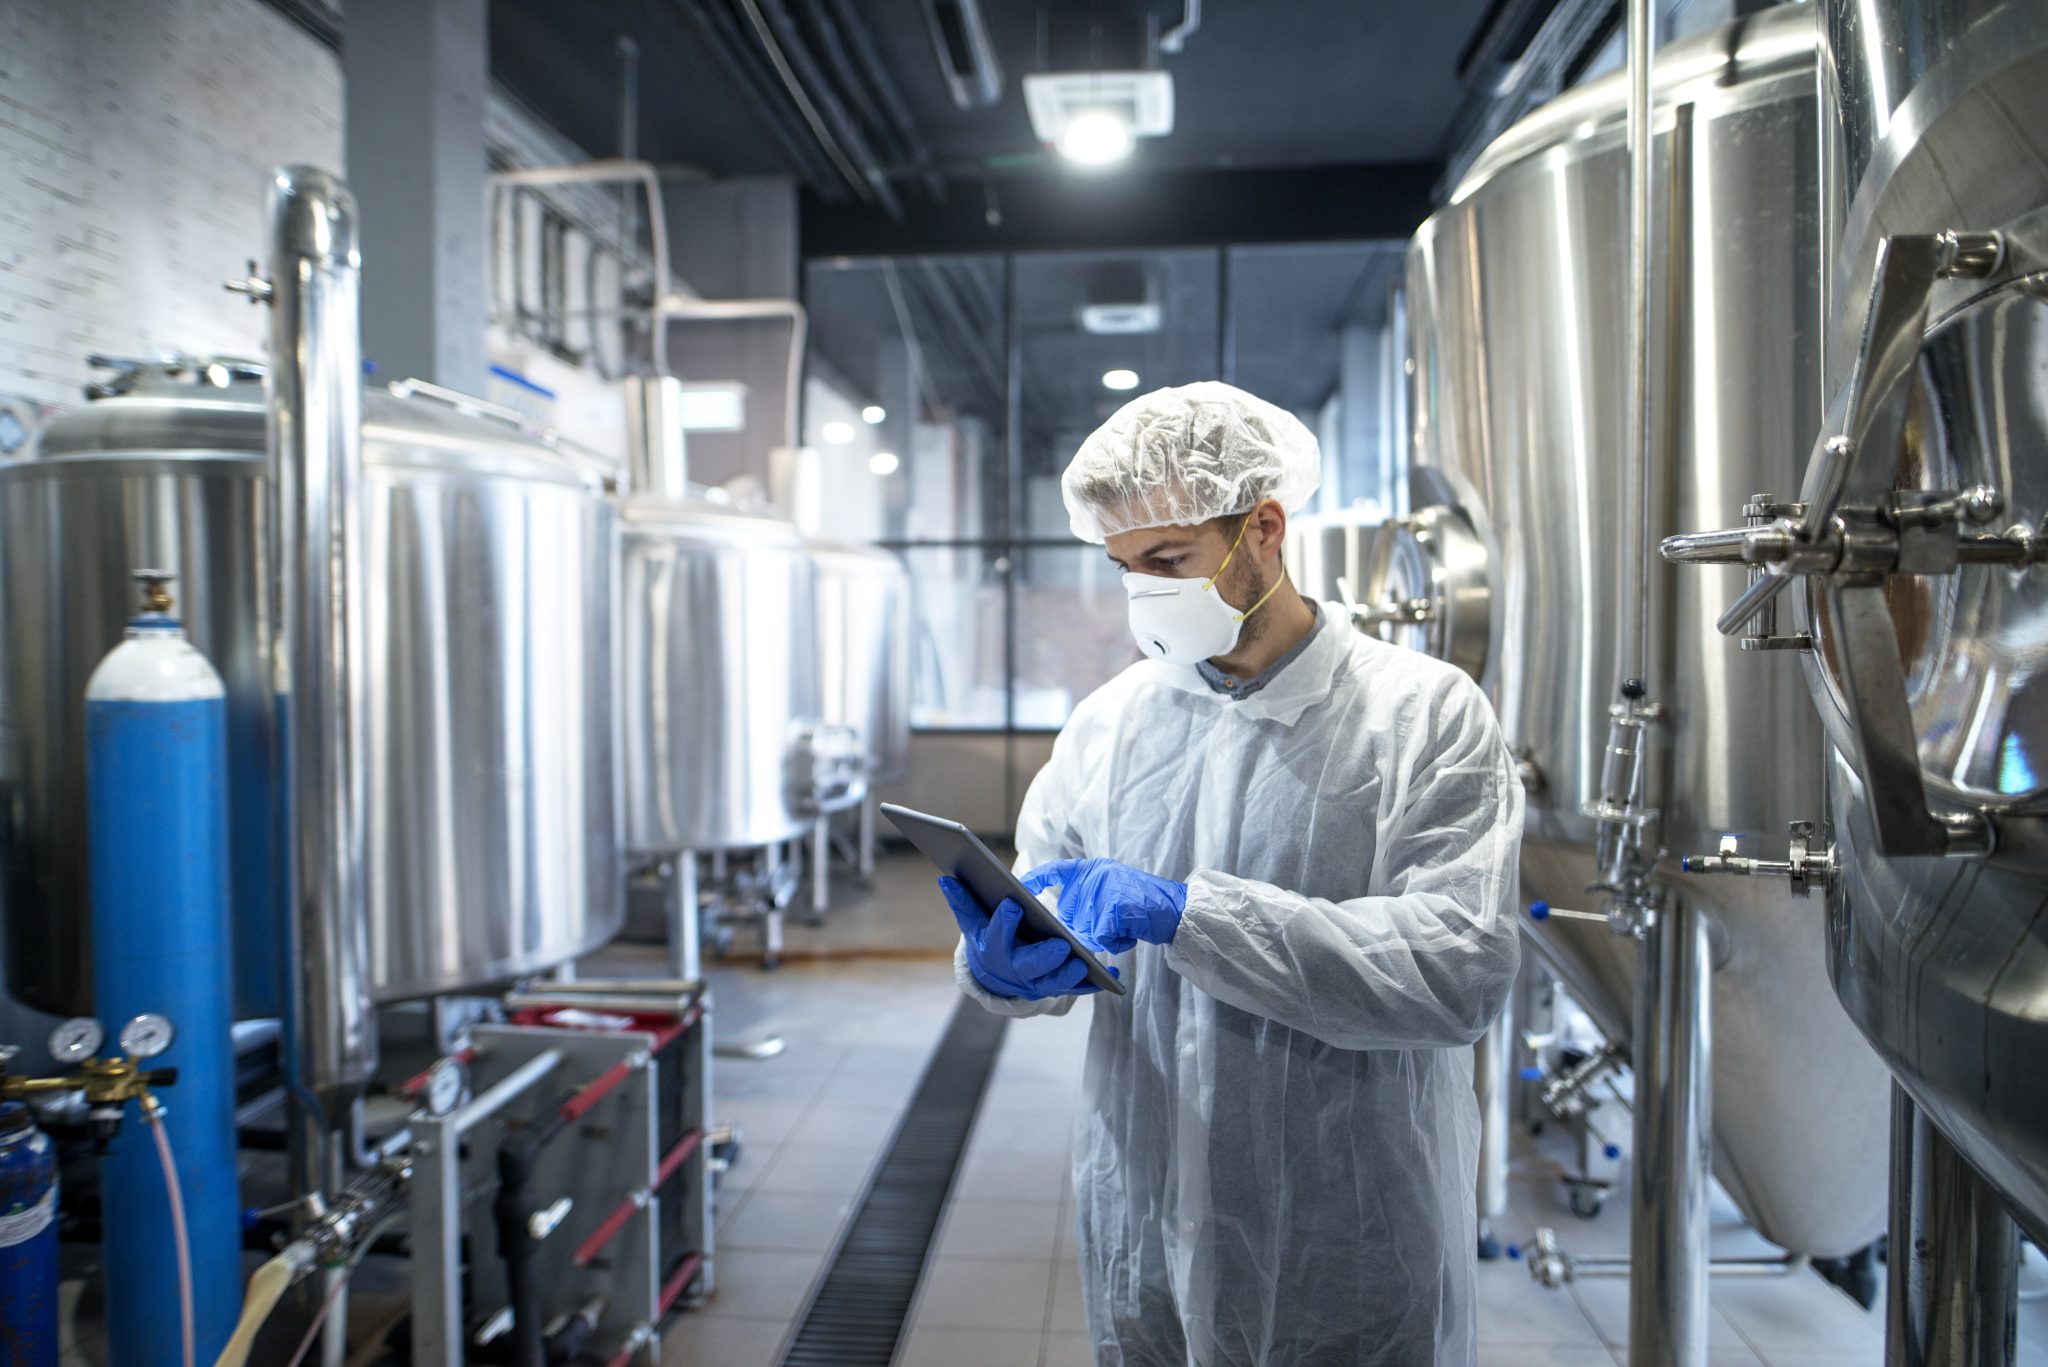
[85,573,239,1366]
[0,1100,59,1367]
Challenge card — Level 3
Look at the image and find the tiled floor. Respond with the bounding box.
[655,851,2048,1367]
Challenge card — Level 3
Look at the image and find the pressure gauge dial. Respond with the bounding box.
[422,1058,468,1118]
[48,1017,104,1064]
[118,1014,174,1061]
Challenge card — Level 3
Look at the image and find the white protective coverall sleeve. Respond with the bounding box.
[1161,670,1522,1049]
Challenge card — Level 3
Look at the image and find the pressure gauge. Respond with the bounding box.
[48,1017,104,1064]
[422,1058,468,1117]
[118,1014,174,1060]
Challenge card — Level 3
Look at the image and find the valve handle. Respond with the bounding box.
[1714,565,1794,637]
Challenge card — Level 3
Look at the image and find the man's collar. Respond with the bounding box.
[1196,600,1323,700]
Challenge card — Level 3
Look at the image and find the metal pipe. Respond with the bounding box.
[623,375,689,500]
[1622,0,1657,691]
[1160,0,1203,53]
[668,854,700,984]
[1887,1086,2020,1367]
[266,167,377,1194]
[1627,898,1712,1367]
[454,1049,566,1137]
[673,0,848,196]
[490,160,671,378]
[736,0,882,206]
[753,0,905,215]
[658,294,808,458]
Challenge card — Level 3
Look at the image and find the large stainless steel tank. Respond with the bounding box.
[1802,0,2048,1247]
[620,495,821,854]
[0,360,623,1012]
[1403,7,1890,1257]
[808,539,912,786]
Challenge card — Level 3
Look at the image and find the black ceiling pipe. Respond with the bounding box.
[815,0,942,198]
[674,0,849,197]
[752,0,906,215]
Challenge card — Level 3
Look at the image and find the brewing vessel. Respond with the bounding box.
[620,495,821,854]
[1403,7,1889,1256]
[808,539,912,786]
[0,361,622,1011]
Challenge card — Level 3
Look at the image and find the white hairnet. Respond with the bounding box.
[1060,381,1322,543]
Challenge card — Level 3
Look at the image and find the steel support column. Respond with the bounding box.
[1627,898,1713,1367]
[1887,1086,2020,1367]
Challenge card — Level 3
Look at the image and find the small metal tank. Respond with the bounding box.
[807,539,912,786]
[619,494,822,854]
[0,359,623,1012]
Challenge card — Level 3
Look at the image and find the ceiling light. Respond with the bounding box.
[861,405,887,424]
[821,420,856,445]
[1057,109,1135,166]
[1102,368,1140,391]
[869,450,901,476]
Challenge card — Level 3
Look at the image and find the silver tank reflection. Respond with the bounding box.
[1392,7,1890,1259]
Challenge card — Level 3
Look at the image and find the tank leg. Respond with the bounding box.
[667,852,700,983]
[810,818,830,923]
[1887,1085,2019,1367]
[1627,897,1712,1367]
[859,791,877,885]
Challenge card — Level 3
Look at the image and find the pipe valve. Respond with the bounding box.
[1681,821,1835,897]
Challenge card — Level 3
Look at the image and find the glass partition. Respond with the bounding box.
[803,239,1406,734]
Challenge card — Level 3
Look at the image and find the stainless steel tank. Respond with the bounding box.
[1802,0,2048,1248]
[808,539,913,786]
[620,495,821,854]
[1403,7,1891,1257]
[0,360,622,1012]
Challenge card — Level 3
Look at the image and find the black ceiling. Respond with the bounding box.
[489,0,1500,251]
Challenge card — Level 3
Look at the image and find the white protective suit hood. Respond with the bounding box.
[957,609,1524,1365]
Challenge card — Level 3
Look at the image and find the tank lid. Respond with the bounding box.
[1447,5,1817,205]
[37,356,268,460]
[623,490,807,543]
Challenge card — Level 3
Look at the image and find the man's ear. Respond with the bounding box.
[1249,498,1288,562]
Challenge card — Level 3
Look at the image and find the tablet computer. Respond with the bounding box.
[881,802,1126,996]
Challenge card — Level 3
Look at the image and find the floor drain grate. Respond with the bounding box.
[775,998,1010,1367]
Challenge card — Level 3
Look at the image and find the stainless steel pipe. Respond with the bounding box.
[1622,0,1657,688]
[1628,899,1713,1367]
[266,166,378,1147]
[1888,1086,2020,1367]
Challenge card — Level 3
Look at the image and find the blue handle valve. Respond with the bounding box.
[1519,1066,1545,1082]
[1528,901,1550,921]
[1604,1143,1622,1161]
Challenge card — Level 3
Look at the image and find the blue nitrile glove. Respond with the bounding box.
[1021,858,1188,954]
[940,876,1101,1000]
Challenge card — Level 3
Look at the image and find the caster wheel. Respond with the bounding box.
[761,955,782,971]
[1478,1234,1503,1261]
[806,914,826,928]
[1569,1186,1604,1220]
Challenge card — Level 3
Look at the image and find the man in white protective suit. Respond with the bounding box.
[936,381,1524,1366]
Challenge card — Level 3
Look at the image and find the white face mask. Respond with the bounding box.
[1122,517,1284,663]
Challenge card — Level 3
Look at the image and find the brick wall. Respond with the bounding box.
[0,0,344,409]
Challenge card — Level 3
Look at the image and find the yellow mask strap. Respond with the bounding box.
[1201,513,1255,592]
[1233,572,1287,624]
